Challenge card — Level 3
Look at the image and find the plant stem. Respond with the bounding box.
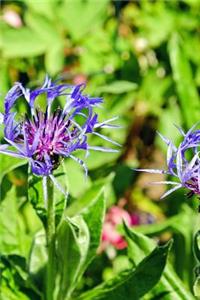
[46,176,55,300]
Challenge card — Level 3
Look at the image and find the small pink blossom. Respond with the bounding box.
[106,206,132,226]
[73,74,87,85]
[102,205,138,250]
[3,10,22,28]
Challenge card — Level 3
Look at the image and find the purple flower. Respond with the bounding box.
[0,77,119,194]
[136,124,200,199]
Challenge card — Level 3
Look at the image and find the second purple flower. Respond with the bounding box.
[137,124,200,199]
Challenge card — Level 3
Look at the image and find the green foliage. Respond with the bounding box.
[124,225,195,300]
[98,81,137,94]
[0,155,27,183]
[168,33,200,128]
[1,0,200,299]
[194,231,200,263]
[55,188,105,300]
[76,234,171,300]
[2,28,47,58]
[56,215,90,299]
[0,187,31,257]
[136,205,197,285]
[57,0,109,41]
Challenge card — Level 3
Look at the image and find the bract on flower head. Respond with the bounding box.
[0,77,119,181]
[136,124,200,199]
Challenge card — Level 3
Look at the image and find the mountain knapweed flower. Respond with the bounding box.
[136,124,200,199]
[0,77,119,194]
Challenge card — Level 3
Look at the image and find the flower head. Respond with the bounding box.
[0,77,119,182]
[136,124,200,198]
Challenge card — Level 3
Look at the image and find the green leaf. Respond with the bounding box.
[28,230,47,281]
[168,33,200,128]
[76,240,171,300]
[0,61,10,107]
[85,151,120,170]
[28,173,46,225]
[158,97,182,150]
[136,204,196,286]
[124,225,195,300]
[25,12,61,44]
[78,189,105,275]
[65,173,114,217]
[22,0,56,20]
[2,28,47,58]
[193,276,200,298]
[98,81,137,94]
[24,11,65,75]
[63,159,91,198]
[194,230,200,262]
[45,42,65,75]
[182,0,200,7]
[0,286,30,300]
[55,187,105,299]
[58,0,109,40]
[24,208,48,296]
[0,255,41,300]
[0,155,27,183]
[0,187,31,257]
[138,71,172,116]
[55,215,90,300]
[133,3,175,47]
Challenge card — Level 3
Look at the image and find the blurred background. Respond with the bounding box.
[1,0,200,296]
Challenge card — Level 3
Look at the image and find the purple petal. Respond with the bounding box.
[151,181,180,185]
[88,146,119,153]
[93,132,121,147]
[0,148,25,159]
[134,168,168,174]
[160,184,182,199]
[4,83,22,114]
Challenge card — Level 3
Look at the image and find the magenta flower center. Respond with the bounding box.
[24,109,76,168]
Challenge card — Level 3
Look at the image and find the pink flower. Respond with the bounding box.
[130,213,140,226]
[102,206,133,250]
[3,10,22,28]
[73,74,87,85]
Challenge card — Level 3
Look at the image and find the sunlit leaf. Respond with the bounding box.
[0,155,27,183]
[76,240,171,300]
[55,215,89,299]
[65,174,113,217]
[98,81,137,94]
[136,204,197,286]
[193,230,200,262]
[0,187,31,257]
[58,0,109,40]
[124,224,195,300]
[2,28,47,58]
[55,186,105,299]
[169,33,200,128]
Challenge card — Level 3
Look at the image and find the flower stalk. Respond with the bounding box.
[46,176,55,300]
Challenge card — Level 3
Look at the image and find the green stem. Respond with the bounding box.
[46,177,55,300]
